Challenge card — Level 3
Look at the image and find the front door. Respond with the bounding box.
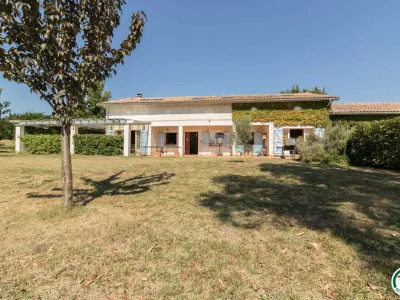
[185,132,198,155]
[189,132,198,155]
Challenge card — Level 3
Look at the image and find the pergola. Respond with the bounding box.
[12,119,151,156]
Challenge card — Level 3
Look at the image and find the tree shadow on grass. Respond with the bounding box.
[199,162,400,279]
[27,171,175,205]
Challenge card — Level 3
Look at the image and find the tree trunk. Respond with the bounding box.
[61,123,74,211]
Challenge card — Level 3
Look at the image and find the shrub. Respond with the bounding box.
[347,118,400,170]
[74,134,123,156]
[0,119,14,140]
[296,122,351,163]
[22,134,61,154]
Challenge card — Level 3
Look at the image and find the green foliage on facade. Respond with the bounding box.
[22,135,61,154]
[232,101,330,126]
[296,122,351,164]
[347,118,400,170]
[74,135,123,156]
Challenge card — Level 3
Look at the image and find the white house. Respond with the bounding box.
[100,92,339,157]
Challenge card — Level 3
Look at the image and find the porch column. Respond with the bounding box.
[178,125,183,155]
[70,125,78,154]
[232,123,236,156]
[268,123,274,156]
[15,125,25,153]
[123,124,131,156]
[148,125,152,148]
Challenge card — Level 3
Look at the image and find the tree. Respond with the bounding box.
[230,117,253,162]
[0,119,14,140]
[0,88,11,119]
[74,81,111,118]
[1,1,145,211]
[281,85,327,95]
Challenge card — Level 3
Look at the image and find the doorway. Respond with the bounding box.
[185,132,198,155]
[130,130,140,153]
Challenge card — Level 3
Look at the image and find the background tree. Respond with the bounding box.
[1,1,145,210]
[0,88,11,119]
[0,119,14,140]
[281,84,327,95]
[8,111,60,135]
[230,117,253,162]
[74,81,111,118]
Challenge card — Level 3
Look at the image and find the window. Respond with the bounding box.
[166,132,177,145]
[289,129,303,139]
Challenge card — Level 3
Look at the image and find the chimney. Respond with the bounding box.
[136,93,142,98]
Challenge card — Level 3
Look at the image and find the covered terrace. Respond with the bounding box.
[11,119,150,156]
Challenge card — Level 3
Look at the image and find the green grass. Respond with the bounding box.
[0,155,399,299]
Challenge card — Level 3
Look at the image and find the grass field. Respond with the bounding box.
[0,154,399,299]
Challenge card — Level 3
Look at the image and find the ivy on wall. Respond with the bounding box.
[232,101,330,127]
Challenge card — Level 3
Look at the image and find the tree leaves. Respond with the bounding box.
[0,0,145,125]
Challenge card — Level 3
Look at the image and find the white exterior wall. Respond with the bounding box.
[105,103,277,156]
[107,103,233,125]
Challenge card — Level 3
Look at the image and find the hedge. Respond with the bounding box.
[346,118,400,170]
[22,134,61,154]
[74,134,123,155]
[232,101,330,127]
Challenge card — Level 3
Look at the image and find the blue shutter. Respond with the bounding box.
[254,132,263,145]
[273,127,283,155]
[223,132,230,145]
[140,131,148,155]
[157,132,165,146]
[314,128,325,138]
[201,132,209,145]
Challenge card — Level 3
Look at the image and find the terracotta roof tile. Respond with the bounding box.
[331,102,400,115]
[102,92,338,105]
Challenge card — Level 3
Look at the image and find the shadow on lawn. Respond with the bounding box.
[27,171,175,205]
[199,162,400,279]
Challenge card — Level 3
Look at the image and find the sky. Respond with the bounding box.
[1,0,400,114]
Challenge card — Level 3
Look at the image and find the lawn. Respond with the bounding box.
[0,155,399,299]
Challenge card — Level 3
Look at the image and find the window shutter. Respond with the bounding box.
[273,127,283,155]
[201,132,209,145]
[140,131,148,155]
[314,128,325,138]
[223,132,230,145]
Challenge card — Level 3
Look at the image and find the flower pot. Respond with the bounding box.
[211,152,218,157]
[174,152,179,157]
[135,151,141,157]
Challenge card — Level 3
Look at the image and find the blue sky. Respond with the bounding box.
[1,0,400,114]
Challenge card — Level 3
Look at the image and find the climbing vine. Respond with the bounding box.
[232,101,330,127]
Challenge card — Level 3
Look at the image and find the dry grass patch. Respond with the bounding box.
[0,155,399,299]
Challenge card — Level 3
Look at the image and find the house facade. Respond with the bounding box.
[101,92,339,157]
